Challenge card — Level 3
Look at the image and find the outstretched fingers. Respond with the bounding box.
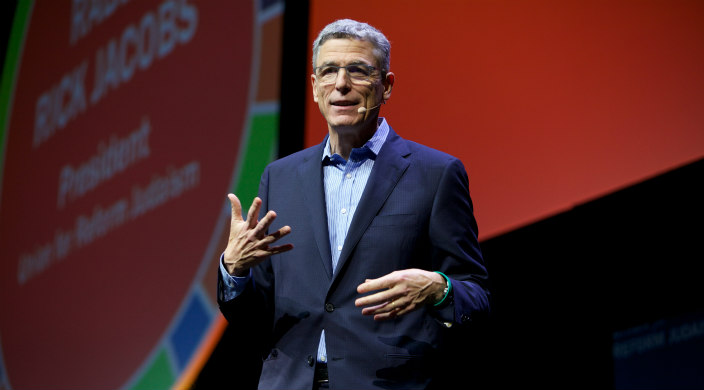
[246,197,262,229]
[224,194,294,274]
[257,225,293,248]
[263,242,294,256]
[248,209,279,241]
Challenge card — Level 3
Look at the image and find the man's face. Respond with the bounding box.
[311,38,393,131]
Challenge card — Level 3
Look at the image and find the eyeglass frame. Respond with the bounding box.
[313,63,385,86]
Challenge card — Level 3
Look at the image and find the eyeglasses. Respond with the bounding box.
[314,64,380,86]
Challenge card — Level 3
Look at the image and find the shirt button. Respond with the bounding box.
[337,245,342,251]
[346,173,352,179]
[325,303,335,312]
[341,208,347,214]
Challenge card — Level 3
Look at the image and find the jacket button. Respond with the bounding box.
[306,355,314,366]
[325,303,335,312]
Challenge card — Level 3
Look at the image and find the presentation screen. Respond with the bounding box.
[0,1,283,388]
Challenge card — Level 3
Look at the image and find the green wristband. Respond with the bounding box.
[433,271,452,307]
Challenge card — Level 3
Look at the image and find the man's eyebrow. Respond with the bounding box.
[319,60,371,67]
[346,60,371,66]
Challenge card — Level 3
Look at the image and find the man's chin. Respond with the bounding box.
[327,116,362,129]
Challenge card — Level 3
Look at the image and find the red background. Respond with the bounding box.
[305,0,704,240]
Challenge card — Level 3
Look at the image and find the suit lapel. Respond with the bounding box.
[298,142,334,279]
[333,128,411,282]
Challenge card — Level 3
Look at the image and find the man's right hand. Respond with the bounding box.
[223,194,293,276]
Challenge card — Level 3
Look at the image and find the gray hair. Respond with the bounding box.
[312,19,391,73]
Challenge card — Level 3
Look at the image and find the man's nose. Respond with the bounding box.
[334,68,352,90]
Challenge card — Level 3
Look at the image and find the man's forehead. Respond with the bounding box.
[317,38,377,65]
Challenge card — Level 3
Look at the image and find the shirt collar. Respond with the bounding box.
[322,117,390,162]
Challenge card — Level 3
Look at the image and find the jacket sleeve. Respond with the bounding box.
[428,157,491,327]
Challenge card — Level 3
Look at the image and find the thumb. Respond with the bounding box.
[228,193,244,222]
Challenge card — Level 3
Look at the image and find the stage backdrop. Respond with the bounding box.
[306,0,704,240]
[0,0,283,389]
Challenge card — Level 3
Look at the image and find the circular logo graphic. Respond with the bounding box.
[0,1,277,388]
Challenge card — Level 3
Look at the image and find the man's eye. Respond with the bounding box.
[347,65,369,76]
[320,67,337,76]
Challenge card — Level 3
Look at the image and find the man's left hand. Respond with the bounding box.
[355,269,446,321]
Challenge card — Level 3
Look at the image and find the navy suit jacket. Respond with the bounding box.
[218,126,490,389]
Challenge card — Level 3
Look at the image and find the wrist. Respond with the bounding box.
[229,261,250,277]
[433,271,452,307]
[223,255,247,277]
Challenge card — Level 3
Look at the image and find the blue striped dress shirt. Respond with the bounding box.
[317,118,389,363]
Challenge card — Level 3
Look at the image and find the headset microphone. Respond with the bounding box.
[358,103,382,114]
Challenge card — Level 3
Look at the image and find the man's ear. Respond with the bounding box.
[311,74,319,103]
[383,72,394,101]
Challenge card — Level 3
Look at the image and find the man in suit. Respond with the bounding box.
[218,19,490,389]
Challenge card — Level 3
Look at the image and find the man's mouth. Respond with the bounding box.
[330,100,358,107]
